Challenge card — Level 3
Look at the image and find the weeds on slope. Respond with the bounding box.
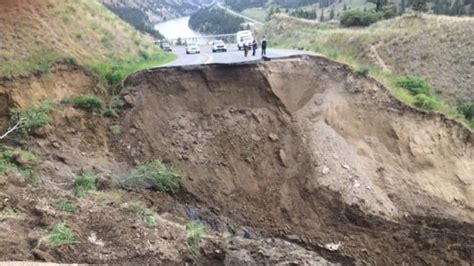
[186,221,206,255]
[48,223,77,247]
[129,202,158,228]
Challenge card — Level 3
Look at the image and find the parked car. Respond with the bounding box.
[185,43,200,54]
[212,40,227,53]
[160,42,172,52]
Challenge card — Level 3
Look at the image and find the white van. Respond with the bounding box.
[236,30,253,50]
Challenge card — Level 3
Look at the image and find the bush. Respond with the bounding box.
[136,160,182,193]
[102,108,119,118]
[129,202,158,228]
[414,94,437,110]
[357,66,370,77]
[71,95,104,111]
[457,101,474,122]
[109,125,122,138]
[394,76,432,96]
[48,223,77,247]
[73,172,97,197]
[340,10,384,27]
[186,221,206,254]
[10,100,55,135]
[116,160,182,193]
[0,148,41,184]
[56,199,76,213]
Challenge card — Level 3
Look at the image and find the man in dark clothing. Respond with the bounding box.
[252,39,257,56]
[261,37,267,56]
[243,42,248,57]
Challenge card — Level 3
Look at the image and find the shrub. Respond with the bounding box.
[340,10,384,27]
[186,221,206,254]
[414,94,437,110]
[10,100,55,135]
[102,108,119,118]
[394,76,432,96]
[56,199,76,213]
[129,202,158,228]
[135,160,182,193]
[109,125,122,138]
[357,66,370,77]
[0,148,41,184]
[73,172,97,197]
[457,101,474,122]
[71,95,104,111]
[48,223,77,247]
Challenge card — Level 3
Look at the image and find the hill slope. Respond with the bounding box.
[0,0,170,79]
[261,14,474,125]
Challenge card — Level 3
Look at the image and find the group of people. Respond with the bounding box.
[243,37,267,57]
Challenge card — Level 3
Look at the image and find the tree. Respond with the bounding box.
[330,8,335,19]
[412,0,428,12]
[400,0,407,14]
[343,3,348,10]
[320,8,325,21]
[368,0,389,12]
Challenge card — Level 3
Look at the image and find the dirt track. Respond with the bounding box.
[0,55,473,264]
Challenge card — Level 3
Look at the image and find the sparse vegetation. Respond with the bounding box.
[73,172,97,197]
[413,93,438,110]
[110,125,122,138]
[70,95,104,111]
[129,202,158,228]
[340,10,384,27]
[56,199,76,213]
[135,160,183,193]
[394,75,432,96]
[0,148,41,184]
[357,66,370,76]
[89,52,175,86]
[10,100,55,135]
[102,108,119,118]
[186,221,206,255]
[114,160,183,193]
[48,223,77,247]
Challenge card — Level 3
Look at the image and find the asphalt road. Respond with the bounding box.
[162,45,312,67]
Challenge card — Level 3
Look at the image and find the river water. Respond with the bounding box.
[154,16,202,40]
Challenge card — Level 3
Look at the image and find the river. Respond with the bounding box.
[154,16,202,40]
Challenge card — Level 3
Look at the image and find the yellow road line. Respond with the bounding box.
[205,54,214,64]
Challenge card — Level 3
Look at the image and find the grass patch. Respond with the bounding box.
[0,148,42,185]
[0,49,61,78]
[135,160,182,193]
[109,125,122,138]
[55,199,76,213]
[394,75,432,96]
[90,52,176,86]
[48,223,77,247]
[0,207,25,220]
[129,202,158,228]
[186,221,206,255]
[70,95,104,111]
[73,172,97,197]
[10,100,55,135]
[102,108,119,118]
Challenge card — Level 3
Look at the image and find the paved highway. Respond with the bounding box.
[162,45,312,67]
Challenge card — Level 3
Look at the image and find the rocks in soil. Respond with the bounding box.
[279,149,289,168]
[96,176,113,191]
[268,133,279,142]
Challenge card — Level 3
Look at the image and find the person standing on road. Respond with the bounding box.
[244,42,249,57]
[261,37,267,56]
[252,39,257,56]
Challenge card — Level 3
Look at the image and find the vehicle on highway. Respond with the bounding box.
[160,42,172,52]
[212,40,227,53]
[236,30,253,50]
[185,43,200,54]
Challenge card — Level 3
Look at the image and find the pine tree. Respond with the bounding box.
[343,3,347,10]
[400,0,407,14]
[368,0,388,11]
[412,0,428,12]
[320,8,325,21]
[330,8,335,19]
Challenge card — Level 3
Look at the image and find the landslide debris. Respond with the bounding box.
[117,55,473,264]
[0,55,472,264]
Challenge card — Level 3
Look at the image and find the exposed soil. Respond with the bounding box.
[0,55,473,264]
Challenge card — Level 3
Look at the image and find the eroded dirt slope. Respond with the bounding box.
[117,55,474,264]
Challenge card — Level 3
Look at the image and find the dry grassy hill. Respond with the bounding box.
[0,0,171,79]
[261,13,474,126]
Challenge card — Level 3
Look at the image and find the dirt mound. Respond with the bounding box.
[117,55,473,264]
